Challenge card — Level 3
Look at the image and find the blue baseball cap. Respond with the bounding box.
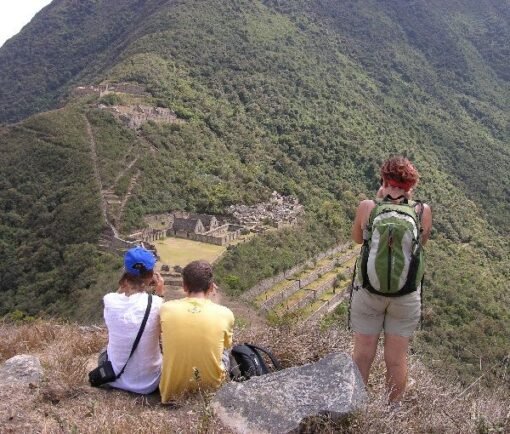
[124,247,156,276]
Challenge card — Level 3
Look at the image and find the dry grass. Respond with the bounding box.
[0,319,508,433]
[0,319,230,434]
[235,324,510,433]
[0,320,58,361]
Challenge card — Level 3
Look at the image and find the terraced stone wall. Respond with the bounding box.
[261,280,301,311]
[290,276,338,312]
[299,261,337,288]
[306,292,346,323]
[242,243,350,301]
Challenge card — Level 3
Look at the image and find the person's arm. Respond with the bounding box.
[420,203,432,245]
[224,311,234,349]
[351,200,373,244]
[103,294,110,325]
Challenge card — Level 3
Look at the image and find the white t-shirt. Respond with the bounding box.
[103,292,163,394]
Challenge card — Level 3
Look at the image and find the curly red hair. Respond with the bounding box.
[380,156,419,192]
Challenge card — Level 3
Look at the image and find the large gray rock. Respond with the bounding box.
[213,352,366,434]
[0,355,43,386]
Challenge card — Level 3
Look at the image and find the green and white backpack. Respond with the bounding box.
[357,197,425,296]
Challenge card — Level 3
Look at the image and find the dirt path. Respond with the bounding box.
[113,154,139,186]
[84,114,119,238]
[85,113,141,233]
[117,169,141,222]
[137,133,159,155]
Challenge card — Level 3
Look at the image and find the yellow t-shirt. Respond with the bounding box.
[159,297,234,402]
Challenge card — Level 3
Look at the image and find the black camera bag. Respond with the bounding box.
[89,359,117,387]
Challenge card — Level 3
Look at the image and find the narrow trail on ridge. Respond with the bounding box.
[84,114,119,238]
[137,133,159,155]
[116,169,141,223]
[113,154,139,186]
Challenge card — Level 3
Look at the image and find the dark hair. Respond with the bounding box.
[119,270,154,288]
[182,260,213,294]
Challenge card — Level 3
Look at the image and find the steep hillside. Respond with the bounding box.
[0,0,169,123]
[0,0,508,386]
[0,109,122,317]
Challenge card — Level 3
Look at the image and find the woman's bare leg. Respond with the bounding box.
[384,334,409,402]
[353,333,379,384]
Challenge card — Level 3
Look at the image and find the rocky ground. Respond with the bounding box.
[0,289,508,433]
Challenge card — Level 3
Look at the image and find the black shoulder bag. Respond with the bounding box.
[89,294,153,387]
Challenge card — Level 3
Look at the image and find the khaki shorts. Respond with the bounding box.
[349,286,421,337]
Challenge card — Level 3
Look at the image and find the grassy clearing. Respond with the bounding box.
[155,237,226,267]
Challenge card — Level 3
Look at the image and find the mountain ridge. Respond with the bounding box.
[0,0,508,387]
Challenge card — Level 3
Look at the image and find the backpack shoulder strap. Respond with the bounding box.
[414,199,425,235]
[245,343,282,371]
[366,199,381,228]
[413,199,424,221]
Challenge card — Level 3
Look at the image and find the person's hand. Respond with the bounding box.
[151,272,165,296]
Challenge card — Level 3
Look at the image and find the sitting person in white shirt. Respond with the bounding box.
[101,246,164,394]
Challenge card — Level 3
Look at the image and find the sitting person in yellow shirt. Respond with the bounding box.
[159,260,235,402]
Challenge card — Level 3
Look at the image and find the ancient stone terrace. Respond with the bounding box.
[245,243,358,324]
[101,104,184,130]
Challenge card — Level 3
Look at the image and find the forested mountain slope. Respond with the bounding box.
[0,0,508,385]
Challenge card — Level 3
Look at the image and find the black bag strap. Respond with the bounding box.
[419,274,425,331]
[414,200,425,234]
[244,343,282,371]
[116,293,152,379]
[347,258,358,331]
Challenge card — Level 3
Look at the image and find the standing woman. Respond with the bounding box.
[103,246,165,394]
[350,156,432,404]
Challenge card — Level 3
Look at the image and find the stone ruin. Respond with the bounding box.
[227,191,304,230]
[129,228,166,243]
[72,82,183,130]
[130,212,243,246]
[99,104,184,130]
[126,193,304,248]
